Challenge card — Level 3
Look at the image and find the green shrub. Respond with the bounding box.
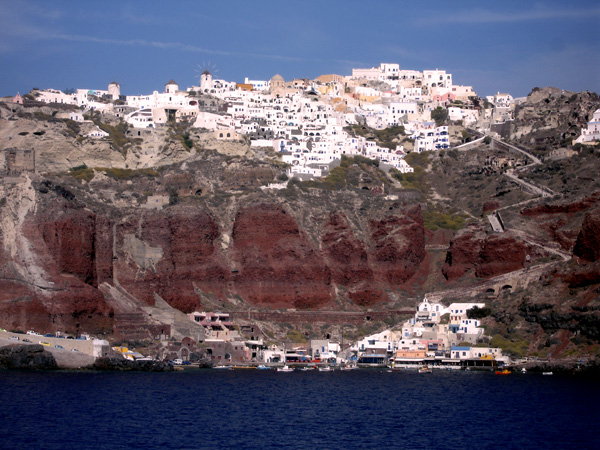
[490,334,529,356]
[68,167,94,182]
[94,120,131,156]
[68,167,158,182]
[423,210,466,231]
[467,306,492,319]
[431,107,448,126]
[102,167,159,180]
[345,124,405,149]
[286,330,307,343]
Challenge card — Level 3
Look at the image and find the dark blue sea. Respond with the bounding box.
[0,369,598,450]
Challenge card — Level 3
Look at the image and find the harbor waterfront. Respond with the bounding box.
[1,369,598,450]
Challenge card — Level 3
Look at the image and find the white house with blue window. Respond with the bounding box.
[451,346,471,359]
[310,340,340,362]
[416,296,447,323]
[458,318,484,335]
[451,346,504,361]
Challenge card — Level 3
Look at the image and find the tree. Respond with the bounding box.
[168,188,179,205]
[431,107,448,126]
[467,306,492,319]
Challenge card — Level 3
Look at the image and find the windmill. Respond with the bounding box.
[194,62,218,92]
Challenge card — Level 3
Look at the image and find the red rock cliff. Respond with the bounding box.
[231,203,334,309]
[442,225,528,280]
[573,209,600,262]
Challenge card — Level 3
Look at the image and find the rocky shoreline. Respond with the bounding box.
[0,344,58,370]
[0,344,173,372]
[508,357,600,376]
[3,343,599,375]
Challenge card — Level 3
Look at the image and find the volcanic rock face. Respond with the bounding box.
[114,208,229,313]
[512,88,600,149]
[0,344,57,370]
[370,205,425,285]
[0,189,112,334]
[39,206,99,286]
[442,225,528,280]
[231,203,334,309]
[573,209,600,262]
[0,173,433,333]
[321,212,386,306]
[322,212,373,286]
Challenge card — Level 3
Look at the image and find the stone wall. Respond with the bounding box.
[230,310,414,326]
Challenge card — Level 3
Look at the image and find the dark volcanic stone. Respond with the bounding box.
[0,344,58,370]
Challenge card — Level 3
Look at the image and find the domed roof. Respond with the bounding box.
[166,79,178,85]
[271,74,284,81]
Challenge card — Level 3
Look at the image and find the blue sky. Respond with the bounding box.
[1,0,599,98]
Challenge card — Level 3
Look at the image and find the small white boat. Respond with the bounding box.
[418,365,432,374]
[318,366,333,372]
[542,371,553,376]
[277,365,294,372]
[257,365,271,370]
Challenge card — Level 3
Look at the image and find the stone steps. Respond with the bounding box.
[113,312,153,342]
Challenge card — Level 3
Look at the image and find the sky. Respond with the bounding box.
[1,0,599,99]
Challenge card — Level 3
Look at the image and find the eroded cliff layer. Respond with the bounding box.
[0,173,430,333]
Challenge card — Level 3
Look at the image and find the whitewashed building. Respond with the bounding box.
[574,108,600,143]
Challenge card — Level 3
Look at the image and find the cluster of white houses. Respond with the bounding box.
[22,62,530,179]
[353,297,507,369]
[153,297,506,369]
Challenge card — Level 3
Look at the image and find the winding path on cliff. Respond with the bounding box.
[504,169,557,197]
[489,136,559,198]
[509,229,571,261]
[491,137,542,165]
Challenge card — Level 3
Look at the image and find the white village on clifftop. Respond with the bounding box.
[14,63,529,180]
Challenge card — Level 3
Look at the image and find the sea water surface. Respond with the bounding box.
[0,369,598,450]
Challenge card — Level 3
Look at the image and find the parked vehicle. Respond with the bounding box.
[9,336,19,341]
[39,342,50,346]
[71,349,79,352]
[27,330,41,336]
[55,345,64,349]
[22,338,31,343]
